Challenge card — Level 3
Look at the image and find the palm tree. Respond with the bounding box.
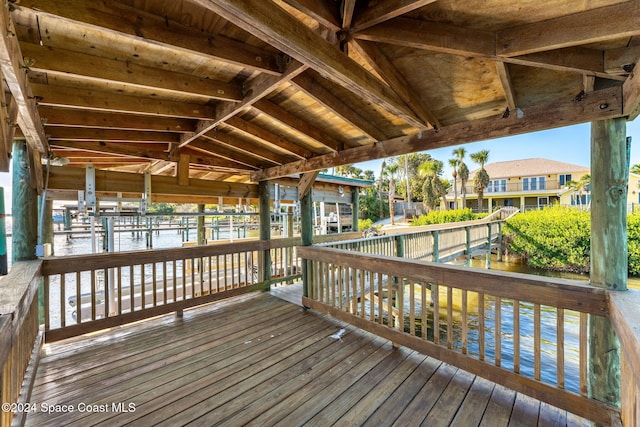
[448,157,459,210]
[632,164,640,175]
[419,159,449,211]
[453,148,469,208]
[567,174,591,208]
[386,163,399,224]
[470,150,490,213]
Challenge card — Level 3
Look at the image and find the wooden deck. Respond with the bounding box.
[25,287,592,426]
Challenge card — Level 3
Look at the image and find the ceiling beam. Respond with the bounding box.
[39,107,196,133]
[354,18,625,80]
[50,140,171,161]
[341,0,357,29]
[291,72,387,141]
[46,128,180,144]
[251,86,624,181]
[30,83,216,120]
[46,166,259,199]
[225,115,314,159]
[20,42,243,102]
[0,2,48,154]
[495,62,518,113]
[352,0,438,32]
[12,1,281,75]
[187,139,268,170]
[179,60,308,148]
[197,0,428,130]
[202,130,295,165]
[251,99,343,152]
[496,1,640,57]
[605,45,640,75]
[349,39,440,129]
[623,58,640,120]
[279,0,341,31]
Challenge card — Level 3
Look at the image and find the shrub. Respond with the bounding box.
[358,218,374,231]
[411,208,478,226]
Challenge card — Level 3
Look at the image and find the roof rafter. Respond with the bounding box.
[351,0,438,32]
[349,39,440,129]
[12,1,281,75]
[290,72,388,141]
[21,42,243,102]
[495,62,518,113]
[201,130,294,165]
[279,0,341,31]
[46,128,180,144]
[252,86,623,181]
[195,0,428,130]
[496,1,640,57]
[0,2,48,154]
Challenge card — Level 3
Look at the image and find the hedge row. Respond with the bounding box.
[504,206,640,275]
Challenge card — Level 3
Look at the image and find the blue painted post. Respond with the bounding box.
[11,141,38,262]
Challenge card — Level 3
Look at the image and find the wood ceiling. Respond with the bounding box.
[1,0,639,191]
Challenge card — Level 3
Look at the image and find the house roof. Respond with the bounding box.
[0,1,637,201]
[470,158,590,180]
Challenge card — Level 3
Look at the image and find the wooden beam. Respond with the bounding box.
[13,1,281,75]
[352,0,438,32]
[49,140,171,161]
[291,72,387,141]
[495,62,517,112]
[354,19,624,80]
[496,2,640,57]
[46,166,259,199]
[20,42,243,102]
[251,99,343,152]
[197,0,427,130]
[623,57,640,120]
[225,114,316,158]
[201,131,293,166]
[279,0,341,31]
[0,88,11,171]
[252,86,624,181]
[179,60,308,148]
[605,45,640,75]
[188,139,268,169]
[30,83,216,120]
[177,153,190,186]
[341,0,357,29]
[39,107,196,133]
[298,171,319,199]
[354,17,494,57]
[349,39,440,129]
[0,2,48,154]
[47,128,180,144]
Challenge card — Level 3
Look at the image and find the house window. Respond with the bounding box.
[559,174,572,186]
[488,179,506,193]
[538,196,549,207]
[523,176,545,191]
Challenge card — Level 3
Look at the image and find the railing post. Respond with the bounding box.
[396,235,405,259]
[497,221,504,262]
[465,226,471,266]
[301,190,313,299]
[486,223,492,269]
[259,180,271,285]
[432,230,439,262]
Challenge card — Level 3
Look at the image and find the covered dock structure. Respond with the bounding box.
[1,1,640,426]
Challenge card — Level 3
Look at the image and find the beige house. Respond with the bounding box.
[453,158,591,212]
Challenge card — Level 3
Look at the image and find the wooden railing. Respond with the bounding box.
[41,238,306,342]
[610,290,640,427]
[298,246,619,425]
[0,261,43,427]
[321,221,502,263]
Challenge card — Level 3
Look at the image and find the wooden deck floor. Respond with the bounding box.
[26,287,592,426]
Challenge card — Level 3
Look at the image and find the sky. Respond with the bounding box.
[1,120,640,213]
[356,119,640,180]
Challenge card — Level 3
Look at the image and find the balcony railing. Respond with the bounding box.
[461,180,565,195]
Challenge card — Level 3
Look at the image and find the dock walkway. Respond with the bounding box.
[26,288,590,426]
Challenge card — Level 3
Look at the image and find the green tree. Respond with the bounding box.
[631,164,640,175]
[470,149,490,212]
[419,159,449,211]
[448,157,460,210]
[566,174,591,208]
[453,147,469,208]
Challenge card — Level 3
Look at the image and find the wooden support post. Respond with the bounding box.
[301,190,313,299]
[589,117,627,407]
[396,235,405,259]
[486,223,492,269]
[11,141,38,262]
[352,185,359,232]
[42,197,54,256]
[497,221,504,262]
[258,180,271,284]
[465,226,471,266]
[197,204,205,245]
